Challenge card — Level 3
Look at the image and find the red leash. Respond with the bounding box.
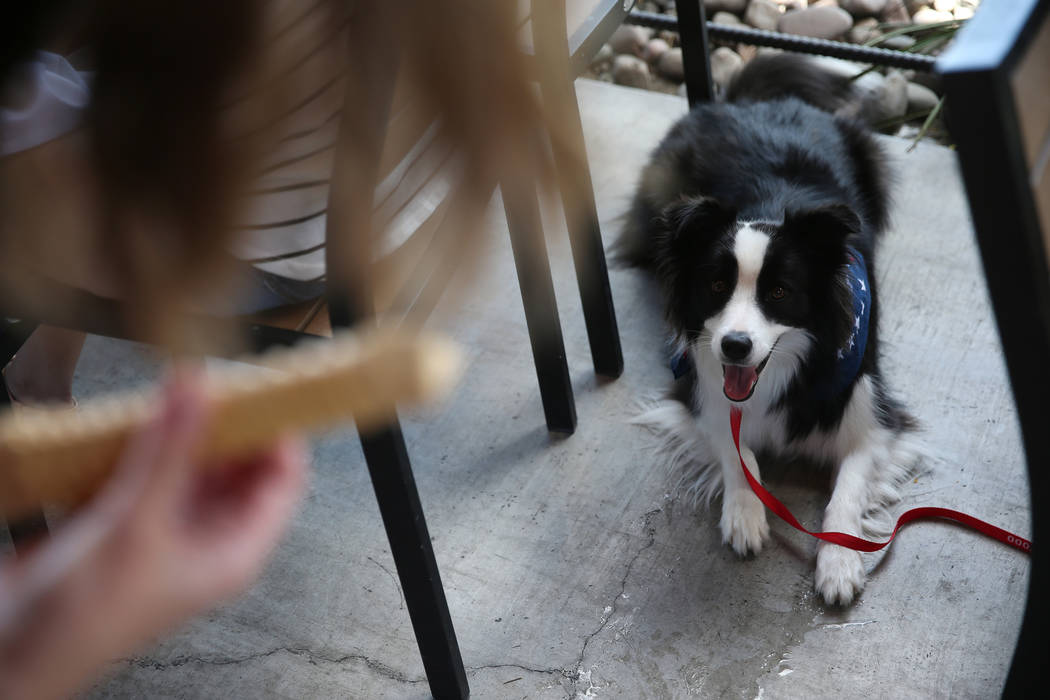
[729,407,1032,554]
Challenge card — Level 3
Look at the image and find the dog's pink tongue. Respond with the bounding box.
[723,365,758,402]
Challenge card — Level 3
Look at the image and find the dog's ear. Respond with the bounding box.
[782,203,861,269]
[654,196,736,334]
[782,204,860,244]
[656,196,736,253]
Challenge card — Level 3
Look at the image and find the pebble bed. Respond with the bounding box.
[588,0,980,137]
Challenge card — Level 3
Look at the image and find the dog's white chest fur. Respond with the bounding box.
[641,372,917,605]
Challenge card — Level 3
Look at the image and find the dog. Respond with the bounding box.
[619,54,918,605]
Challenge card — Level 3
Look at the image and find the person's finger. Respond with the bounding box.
[243,436,308,533]
[132,369,210,514]
[90,395,173,520]
[187,436,308,593]
[231,436,307,578]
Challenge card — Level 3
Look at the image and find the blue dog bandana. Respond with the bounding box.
[670,246,872,400]
[671,348,692,379]
[827,245,871,397]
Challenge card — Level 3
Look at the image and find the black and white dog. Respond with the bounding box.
[620,55,917,605]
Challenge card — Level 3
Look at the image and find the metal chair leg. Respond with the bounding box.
[676,0,715,106]
[322,8,470,695]
[329,295,470,698]
[533,2,624,380]
[358,422,470,700]
[501,177,578,434]
[545,81,624,379]
[7,513,50,556]
[326,308,469,698]
[2,319,50,554]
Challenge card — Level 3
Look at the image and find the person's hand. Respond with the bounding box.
[98,371,309,631]
[0,371,308,700]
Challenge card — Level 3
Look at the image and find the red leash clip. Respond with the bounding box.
[729,406,1032,554]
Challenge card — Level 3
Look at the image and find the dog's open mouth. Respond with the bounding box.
[722,355,770,402]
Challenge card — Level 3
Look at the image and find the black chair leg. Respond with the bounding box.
[358,422,469,700]
[546,80,624,379]
[501,177,578,434]
[323,12,469,694]
[327,272,469,697]
[327,304,469,697]
[7,512,50,556]
[2,319,50,554]
[533,2,624,380]
[676,0,715,106]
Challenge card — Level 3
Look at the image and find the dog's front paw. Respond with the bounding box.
[815,544,865,605]
[720,490,769,556]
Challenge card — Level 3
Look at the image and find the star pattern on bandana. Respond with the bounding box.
[830,247,871,394]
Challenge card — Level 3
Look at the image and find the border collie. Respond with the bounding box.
[619,55,917,605]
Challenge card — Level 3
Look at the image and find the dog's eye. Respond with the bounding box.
[769,286,788,301]
[711,280,727,294]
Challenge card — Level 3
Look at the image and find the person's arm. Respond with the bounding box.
[0,373,307,700]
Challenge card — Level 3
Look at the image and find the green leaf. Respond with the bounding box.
[864,20,963,48]
[907,96,945,153]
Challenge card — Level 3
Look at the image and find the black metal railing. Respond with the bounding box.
[627,9,938,72]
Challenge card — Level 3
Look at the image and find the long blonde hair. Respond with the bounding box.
[1,1,560,347]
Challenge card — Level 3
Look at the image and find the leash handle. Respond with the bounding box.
[729,407,1032,554]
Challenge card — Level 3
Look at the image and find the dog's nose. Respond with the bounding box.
[721,332,753,362]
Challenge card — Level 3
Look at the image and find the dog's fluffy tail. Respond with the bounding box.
[725,53,894,125]
[726,53,856,113]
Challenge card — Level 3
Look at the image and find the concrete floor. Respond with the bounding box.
[25,79,1031,698]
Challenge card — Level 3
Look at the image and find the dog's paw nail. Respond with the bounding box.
[721,492,770,556]
[815,545,865,605]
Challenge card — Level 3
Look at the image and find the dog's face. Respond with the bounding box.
[656,197,859,402]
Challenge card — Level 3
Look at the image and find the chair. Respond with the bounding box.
[938,0,1050,693]
[1,2,630,698]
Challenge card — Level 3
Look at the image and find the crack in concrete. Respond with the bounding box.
[468,662,565,677]
[128,647,426,685]
[367,554,405,610]
[128,506,671,697]
[565,506,663,698]
[129,651,569,686]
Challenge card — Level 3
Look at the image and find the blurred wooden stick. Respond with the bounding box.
[0,328,463,520]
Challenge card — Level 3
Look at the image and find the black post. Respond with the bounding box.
[676,1,715,106]
[533,0,624,380]
[324,5,469,697]
[1,319,50,554]
[6,514,49,556]
[357,424,470,700]
[938,1,1050,691]
[501,176,578,434]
